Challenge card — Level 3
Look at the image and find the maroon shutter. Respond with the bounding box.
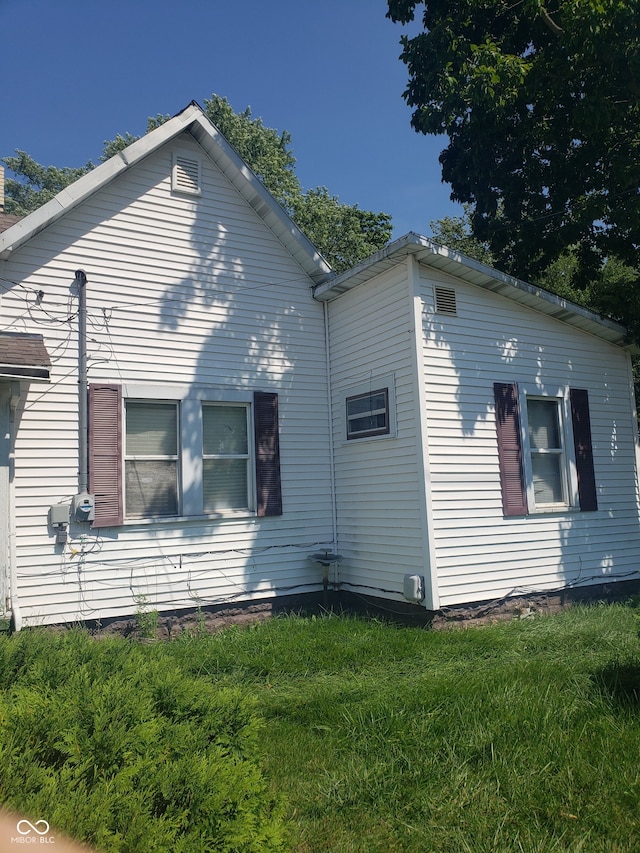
[89,383,123,526]
[570,388,598,511]
[494,382,528,516]
[254,391,282,517]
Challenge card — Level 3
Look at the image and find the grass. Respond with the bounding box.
[165,603,640,852]
[2,603,640,851]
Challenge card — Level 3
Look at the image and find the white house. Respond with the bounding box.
[315,236,640,610]
[1,103,638,629]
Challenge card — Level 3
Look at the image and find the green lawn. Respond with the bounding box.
[168,604,640,852]
[2,603,640,851]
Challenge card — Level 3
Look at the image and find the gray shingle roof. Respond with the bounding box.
[0,332,51,380]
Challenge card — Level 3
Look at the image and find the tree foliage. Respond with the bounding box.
[387,0,640,331]
[2,96,392,271]
[2,151,94,217]
[429,204,494,265]
[202,96,392,270]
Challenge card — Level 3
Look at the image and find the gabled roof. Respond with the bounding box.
[313,232,636,352]
[0,102,333,285]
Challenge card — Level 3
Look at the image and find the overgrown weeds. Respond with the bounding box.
[0,630,284,852]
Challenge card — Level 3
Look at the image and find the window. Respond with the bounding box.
[494,383,598,516]
[88,385,282,526]
[346,389,390,440]
[526,397,566,507]
[202,404,251,511]
[125,401,179,518]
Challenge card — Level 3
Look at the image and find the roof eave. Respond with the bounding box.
[0,103,333,285]
[313,233,636,353]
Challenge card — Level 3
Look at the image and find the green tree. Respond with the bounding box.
[429,204,493,265]
[2,151,94,217]
[386,0,640,328]
[2,96,392,271]
[203,95,300,211]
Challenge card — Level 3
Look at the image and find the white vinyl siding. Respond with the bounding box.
[2,131,333,626]
[328,264,428,602]
[420,265,640,606]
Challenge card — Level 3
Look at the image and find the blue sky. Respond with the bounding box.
[1,0,462,237]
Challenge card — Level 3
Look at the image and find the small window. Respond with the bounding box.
[202,404,251,511]
[125,401,179,517]
[346,388,390,440]
[526,397,566,506]
[172,152,201,196]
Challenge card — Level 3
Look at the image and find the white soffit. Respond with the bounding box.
[313,232,636,352]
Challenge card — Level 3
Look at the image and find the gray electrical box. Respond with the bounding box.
[403,574,425,603]
[72,493,95,523]
[49,504,69,526]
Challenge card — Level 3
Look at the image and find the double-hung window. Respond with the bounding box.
[494,383,598,516]
[526,397,566,507]
[202,404,251,512]
[88,385,282,526]
[125,401,179,518]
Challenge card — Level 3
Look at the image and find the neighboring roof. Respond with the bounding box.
[0,102,333,286]
[0,332,51,381]
[0,213,21,233]
[313,232,636,352]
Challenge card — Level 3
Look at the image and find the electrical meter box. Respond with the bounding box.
[72,493,96,523]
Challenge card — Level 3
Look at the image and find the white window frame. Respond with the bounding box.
[121,385,256,523]
[341,374,397,444]
[124,399,181,519]
[519,387,579,513]
[202,402,254,514]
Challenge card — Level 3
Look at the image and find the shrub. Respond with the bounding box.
[0,630,285,852]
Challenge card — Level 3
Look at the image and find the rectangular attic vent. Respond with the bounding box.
[434,285,457,315]
[172,152,201,196]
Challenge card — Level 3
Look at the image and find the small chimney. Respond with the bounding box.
[0,166,4,212]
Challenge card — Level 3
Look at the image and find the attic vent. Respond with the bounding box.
[435,286,457,315]
[172,153,201,196]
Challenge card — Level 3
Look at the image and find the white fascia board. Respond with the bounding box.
[0,104,204,261]
[189,114,333,285]
[314,232,636,353]
[0,102,333,287]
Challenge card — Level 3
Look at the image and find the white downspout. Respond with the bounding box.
[8,383,22,631]
[323,300,339,586]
